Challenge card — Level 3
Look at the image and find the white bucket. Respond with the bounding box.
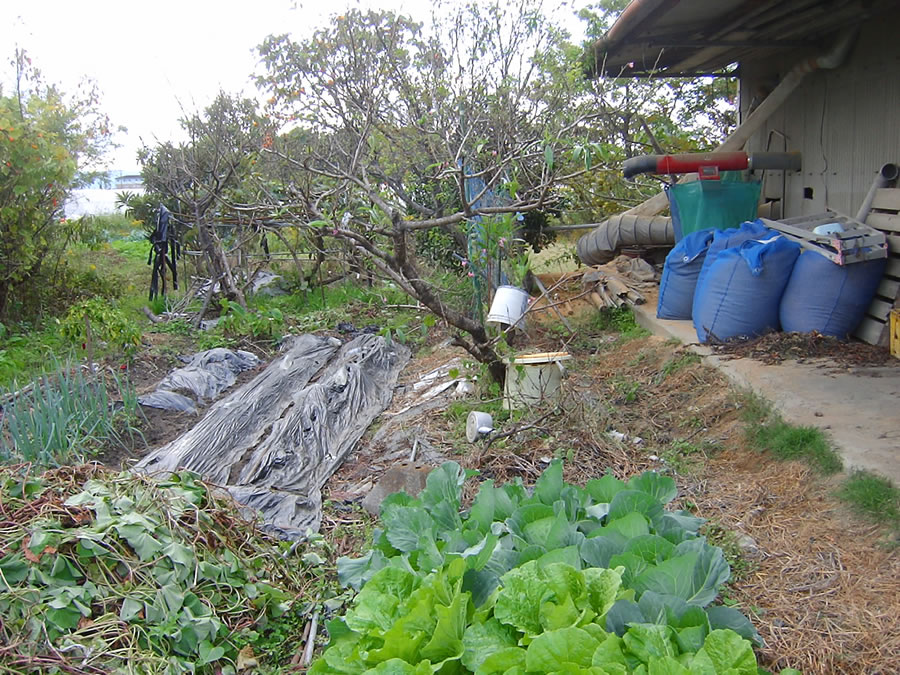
[504,351,572,410]
[466,411,494,442]
[487,285,529,329]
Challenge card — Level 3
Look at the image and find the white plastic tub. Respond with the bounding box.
[504,351,572,410]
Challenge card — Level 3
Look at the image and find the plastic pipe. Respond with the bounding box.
[855,163,900,222]
[623,151,801,178]
[576,213,674,266]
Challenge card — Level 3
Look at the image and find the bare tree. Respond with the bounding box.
[253,1,604,381]
[139,93,274,309]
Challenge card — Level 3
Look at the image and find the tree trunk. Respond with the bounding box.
[390,214,505,385]
[195,209,246,308]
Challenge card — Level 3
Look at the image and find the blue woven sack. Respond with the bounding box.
[693,235,801,343]
[657,228,715,320]
[779,252,886,338]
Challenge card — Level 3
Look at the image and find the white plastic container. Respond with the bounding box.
[504,351,572,410]
[466,411,494,442]
[812,222,844,235]
[487,285,529,329]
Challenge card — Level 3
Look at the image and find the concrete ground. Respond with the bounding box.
[631,304,900,484]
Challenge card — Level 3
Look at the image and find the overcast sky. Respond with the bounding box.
[3,0,588,173]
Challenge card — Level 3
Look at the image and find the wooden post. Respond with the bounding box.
[84,316,95,373]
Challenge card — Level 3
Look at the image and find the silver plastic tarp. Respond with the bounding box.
[136,334,410,538]
[138,348,261,412]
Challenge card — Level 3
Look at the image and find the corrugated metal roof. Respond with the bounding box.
[589,0,900,77]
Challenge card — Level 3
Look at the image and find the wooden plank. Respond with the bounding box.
[854,316,887,345]
[871,188,900,212]
[866,212,900,233]
[887,234,900,253]
[877,277,900,300]
[887,257,900,277]
[867,297,894,319]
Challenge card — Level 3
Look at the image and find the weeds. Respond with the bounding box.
[150,317,196,336]
[214,299,285,343]
[702,521,758,583]
[591,306,650,340]
[740,392,843,475]
[657,352,701,381]
[663,438,717,475]
[610,375,641,403]
[837,470,900,528]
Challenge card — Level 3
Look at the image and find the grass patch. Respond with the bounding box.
[0,325,69,388]
[837,470,900,528]
[657,352,701,381]
[592,306,650,340]
[740,392,843,475]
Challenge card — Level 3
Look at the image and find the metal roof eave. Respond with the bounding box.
[587,0,898,79]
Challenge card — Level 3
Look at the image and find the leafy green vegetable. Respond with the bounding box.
[526,626,600,671]
[318,462,781,674]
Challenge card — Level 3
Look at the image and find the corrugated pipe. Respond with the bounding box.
[623,151,802,179]
[576,214,674,266]
[855,163,900,222]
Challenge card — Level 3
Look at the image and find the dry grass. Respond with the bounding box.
[686,455,900,673]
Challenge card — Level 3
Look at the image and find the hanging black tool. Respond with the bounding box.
[148,204,181,300]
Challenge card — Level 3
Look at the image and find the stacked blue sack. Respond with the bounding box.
[693,235,801,343]
[779,252,886,338]
[691,220,773,318]
[657,229,715,320]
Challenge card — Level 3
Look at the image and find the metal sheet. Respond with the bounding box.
[589,0,899,77]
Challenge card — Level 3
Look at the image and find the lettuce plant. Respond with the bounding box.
[315,462,800,673]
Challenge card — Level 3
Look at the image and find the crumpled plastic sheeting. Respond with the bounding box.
[138,348,260,411]
[136,390,198,415]
[136,334,410,539]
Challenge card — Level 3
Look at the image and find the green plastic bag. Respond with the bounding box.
[668,172,761,241]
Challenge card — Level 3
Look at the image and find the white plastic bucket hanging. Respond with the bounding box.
[504,351,572,410]
[487,285,530,329]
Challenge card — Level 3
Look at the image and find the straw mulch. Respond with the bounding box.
[685,454,900,674]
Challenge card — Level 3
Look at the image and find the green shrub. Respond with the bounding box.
[60,298,142,356]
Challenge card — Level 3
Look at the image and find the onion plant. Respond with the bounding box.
[0,358,141,467]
